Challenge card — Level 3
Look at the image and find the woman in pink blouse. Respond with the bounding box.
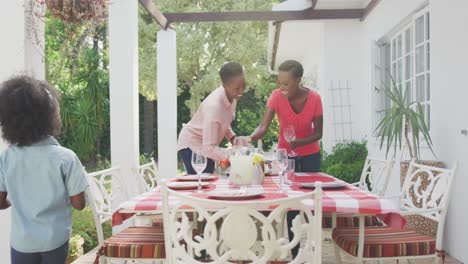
[251,60,323,172]
[178,62,248,174]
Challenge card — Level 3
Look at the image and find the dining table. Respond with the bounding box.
[112,172,405,228]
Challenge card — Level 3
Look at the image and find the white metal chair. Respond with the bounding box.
[353,157,394,197]
[324,157,394,229]
[86,167,166,263]
[137,158,160,193]
[332,160,457,264]
[134,158,167,228]
[160,181,323,264]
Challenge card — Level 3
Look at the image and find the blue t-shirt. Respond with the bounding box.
[0,136,88,253]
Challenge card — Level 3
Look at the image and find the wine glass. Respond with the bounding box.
[276,148,288,193]
[284,125,297,157]
[191,151,207,193]
[286,159,296,185]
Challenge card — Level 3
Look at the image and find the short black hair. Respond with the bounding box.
[219,62,243,83]
[278,60,304,79]
[0,75,61,146]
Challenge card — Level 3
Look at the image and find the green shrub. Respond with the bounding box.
[321,140,368,183]
[72,206,112,253]
[67,234,84,263]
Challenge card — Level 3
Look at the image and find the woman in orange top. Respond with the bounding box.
[251,60,323,172]
[251,60,324,258]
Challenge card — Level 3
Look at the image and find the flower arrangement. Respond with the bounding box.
[252,154,265,165]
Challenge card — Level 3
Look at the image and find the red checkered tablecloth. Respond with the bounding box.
[112,173,402,227]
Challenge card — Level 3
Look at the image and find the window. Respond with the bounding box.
[373,43,390,125]
[374,8,430,130]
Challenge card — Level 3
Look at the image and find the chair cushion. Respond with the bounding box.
[322,213,382,228]
[152,218,164,229]
[102,227,166,259]
[332,226,436,258]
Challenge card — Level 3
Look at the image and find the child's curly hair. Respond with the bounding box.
[0,75,61,146]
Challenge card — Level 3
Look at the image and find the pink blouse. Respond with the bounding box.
[177,87,236,161]
[267,88,323,156]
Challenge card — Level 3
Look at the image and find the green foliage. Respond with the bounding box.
[139,0,275,109]
[45,13,110,163]
[137,0,281,156]
[72,207,112,253]
[321,141,368,184]
[374,74,434,160]
[234,77,279,149]
[67,234,84,262]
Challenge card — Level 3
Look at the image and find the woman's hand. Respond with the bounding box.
[288,139,302,150]
[234,136,252,146]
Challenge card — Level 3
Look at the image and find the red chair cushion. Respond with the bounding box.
[332,226,436,258]
[102,227,166,259]
[323,213,382,228]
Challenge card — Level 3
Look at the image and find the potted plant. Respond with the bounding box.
[34,0,108,24]
[374,74,435,162]
[374,73,442,237]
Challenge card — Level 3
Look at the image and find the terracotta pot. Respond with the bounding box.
[400,160,445,238]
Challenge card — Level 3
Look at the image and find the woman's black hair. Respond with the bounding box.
[278,60,304,79]
[0,75,61,146]
[219,62,244,83]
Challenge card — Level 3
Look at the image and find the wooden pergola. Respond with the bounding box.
[139,0,381,29]
[107,0,382,204]
[139,0,381,70]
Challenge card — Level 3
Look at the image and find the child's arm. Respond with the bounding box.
[0,192,10,210]
[63,152,89,211]
[70,192,86,210]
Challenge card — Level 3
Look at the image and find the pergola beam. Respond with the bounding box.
[139,0,169,29]
[311,0,318,10]
[270,22,282,71]
[139,0,381,27]
[360,0,381,21]
[164,8,364,24]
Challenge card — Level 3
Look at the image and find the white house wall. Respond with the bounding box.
[430,0,468,261]
[321,20,367,153]
[362,0,467,262]
[360,0,431,199]
[273,0,467,261]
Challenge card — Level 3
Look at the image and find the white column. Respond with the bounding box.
[157,29,178,179]
[24,1,45,80]
[0,1,45,261]
[108,0,140,204]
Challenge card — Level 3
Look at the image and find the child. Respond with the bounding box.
[0,76,88,264]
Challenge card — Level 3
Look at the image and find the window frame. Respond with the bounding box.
[373,6,431,136]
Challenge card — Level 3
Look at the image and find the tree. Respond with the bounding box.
[44,0,282,164]
[138,0,280,153]
[45,13,110,163]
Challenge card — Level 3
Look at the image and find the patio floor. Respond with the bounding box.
[72,232,462,264]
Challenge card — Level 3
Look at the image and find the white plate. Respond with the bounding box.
[167,181,210,190]
[299,181,347,189]
[206,189,265,200]
[175,174,217,181]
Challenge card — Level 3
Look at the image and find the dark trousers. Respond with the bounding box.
[287,151,321,258]
[179,148,215,174]
[290,151,321,173]
[11,241,69,264]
